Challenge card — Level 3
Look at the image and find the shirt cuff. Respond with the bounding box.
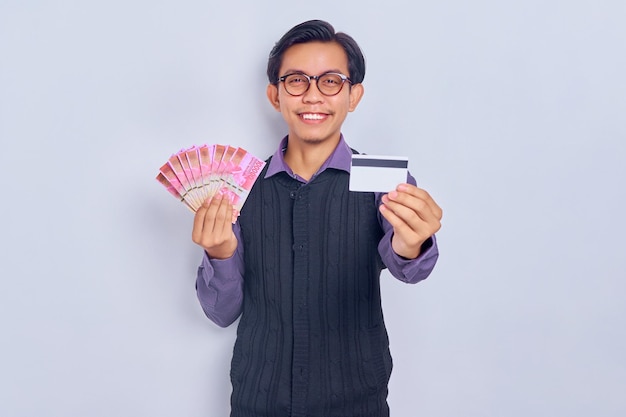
[380,233,439,284]
[200,246,244,284]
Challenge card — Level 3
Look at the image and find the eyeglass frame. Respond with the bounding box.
[276,72,353,97]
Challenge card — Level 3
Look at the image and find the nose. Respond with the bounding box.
[302,78,324,102]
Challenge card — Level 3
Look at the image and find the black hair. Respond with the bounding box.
[267,20,366,85]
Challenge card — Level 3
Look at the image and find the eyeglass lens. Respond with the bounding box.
[283,73,346,96]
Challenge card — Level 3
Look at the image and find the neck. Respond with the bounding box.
[284,135,340,181]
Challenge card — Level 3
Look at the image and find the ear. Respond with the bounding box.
[348,83,364,112]
[266,84,281,111]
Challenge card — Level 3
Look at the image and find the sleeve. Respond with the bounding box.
[195,222,245,327]
[378,231,439,284]
[376,172,440,284]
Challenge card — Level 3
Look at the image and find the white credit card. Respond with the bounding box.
[349,154,409,192]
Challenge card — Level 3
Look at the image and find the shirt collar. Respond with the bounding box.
[264,134,353,180]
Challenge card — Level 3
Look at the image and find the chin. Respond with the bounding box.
[296,131,336,145]
[301,137,326,144]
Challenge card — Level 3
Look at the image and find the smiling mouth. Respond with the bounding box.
[300,113,327,121]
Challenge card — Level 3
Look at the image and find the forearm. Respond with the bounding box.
[376,171,440,283]
[196,247,244,327]
[378,230,439,283]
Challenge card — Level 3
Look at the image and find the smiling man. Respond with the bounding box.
[192,20,442,417]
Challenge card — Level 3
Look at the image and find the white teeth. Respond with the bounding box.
[301,113,324,120]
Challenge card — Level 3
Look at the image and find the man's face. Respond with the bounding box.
[267,41,363,147]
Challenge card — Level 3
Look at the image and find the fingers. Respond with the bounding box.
[191,201,209,244]
[205,195,233,232]
[382,185,441,225]
[382,194,433,230]
[379,203,427,245]
[388,184,443,221]
[192,194,235,248]
[379,184,442,258]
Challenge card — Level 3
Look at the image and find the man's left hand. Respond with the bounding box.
[380,183,443,259]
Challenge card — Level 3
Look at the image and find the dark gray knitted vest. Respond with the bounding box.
[232,160,391,417]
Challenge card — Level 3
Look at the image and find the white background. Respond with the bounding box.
[1,1,625,416]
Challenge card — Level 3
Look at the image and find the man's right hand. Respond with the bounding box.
[192,194,238,259]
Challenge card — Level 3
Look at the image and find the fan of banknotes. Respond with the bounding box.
[156,144,266,214]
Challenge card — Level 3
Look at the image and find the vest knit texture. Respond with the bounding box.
[232,160,391,417]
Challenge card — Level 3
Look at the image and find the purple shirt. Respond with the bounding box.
[196,135,439,327]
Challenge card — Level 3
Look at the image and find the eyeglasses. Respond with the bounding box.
[277,72,353,96]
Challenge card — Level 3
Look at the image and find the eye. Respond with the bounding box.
[320,74,342,85]
[286,74,307,85]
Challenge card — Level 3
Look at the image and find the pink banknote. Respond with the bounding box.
[156,144,266,218]
[218,147,267,211]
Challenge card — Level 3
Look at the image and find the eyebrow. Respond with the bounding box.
[280,68,346,76]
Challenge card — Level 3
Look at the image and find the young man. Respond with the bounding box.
[192,20,442,417]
